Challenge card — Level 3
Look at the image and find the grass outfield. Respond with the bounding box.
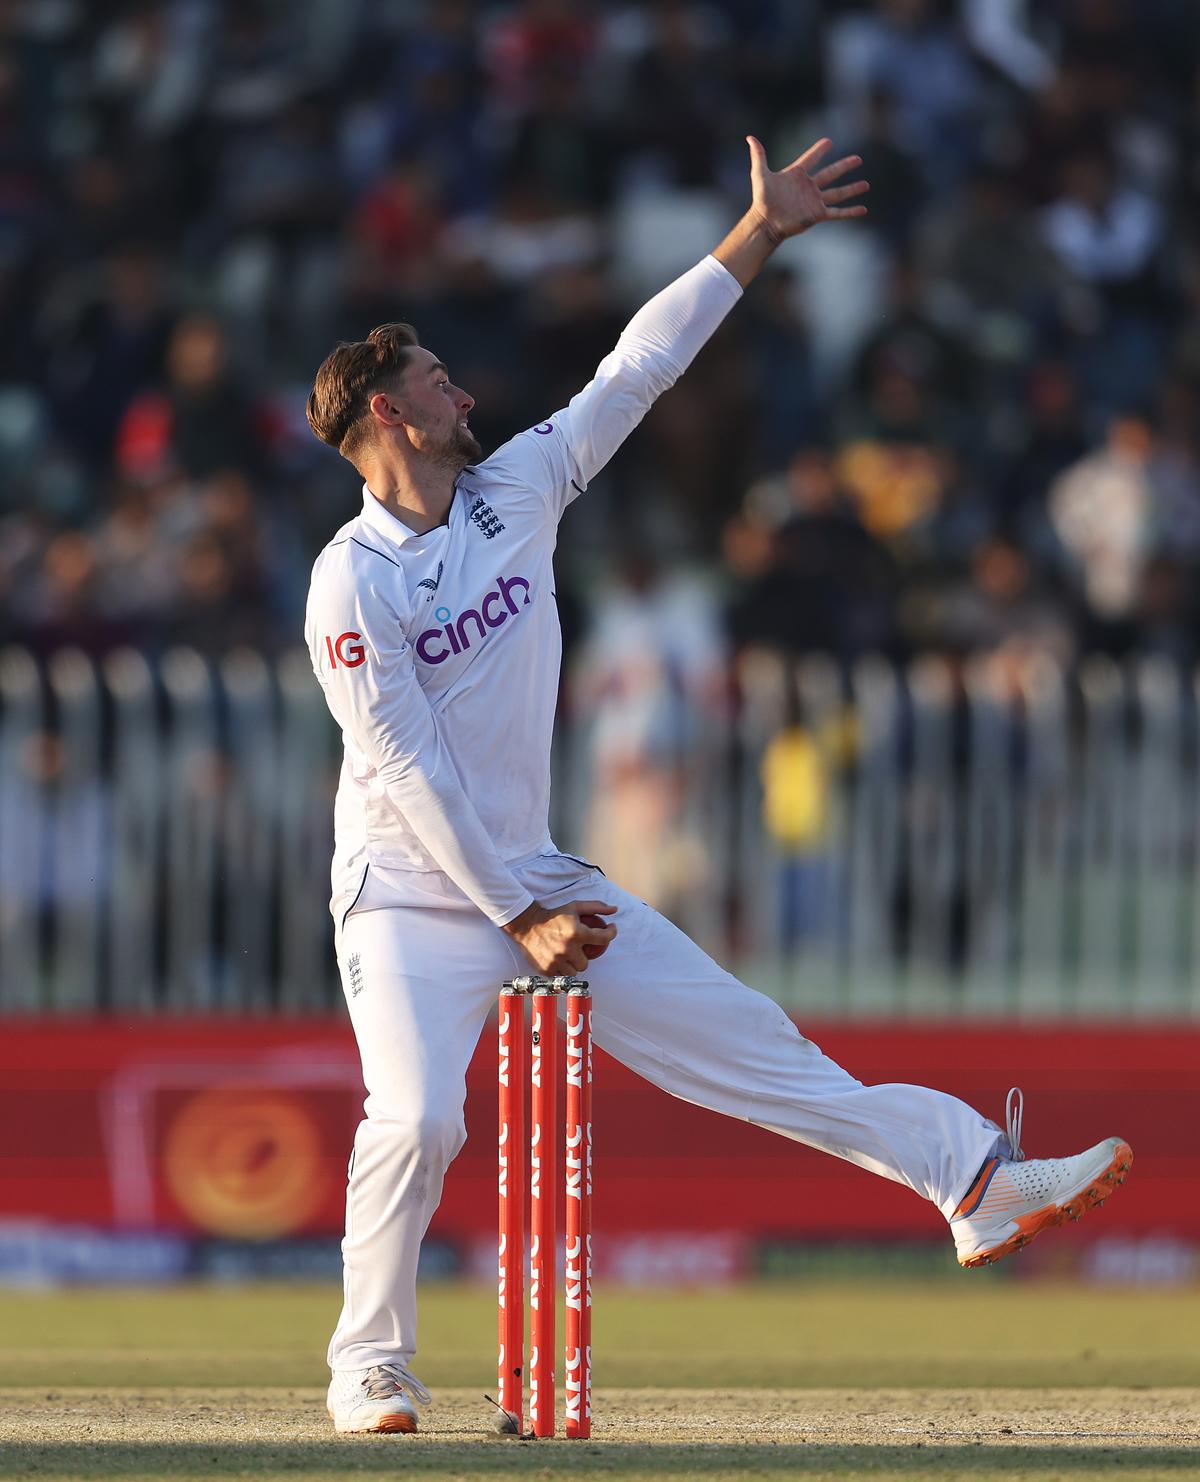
[0,1281,1198,1480]
[2,1279,1199,1389]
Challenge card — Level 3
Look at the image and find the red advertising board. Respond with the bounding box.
[0,1018,1194,1272]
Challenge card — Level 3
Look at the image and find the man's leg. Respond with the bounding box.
[520,866,1001,1216]
[561,872,1128,1258]
[328,889,515,1385]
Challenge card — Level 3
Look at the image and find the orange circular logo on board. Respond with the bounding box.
[162,1089,326,1238]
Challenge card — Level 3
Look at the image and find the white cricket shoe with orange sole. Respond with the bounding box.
[950,1089,1133,1268]
[327,1362,431,1434]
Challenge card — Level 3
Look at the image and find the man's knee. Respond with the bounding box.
[362,1104,466,1162]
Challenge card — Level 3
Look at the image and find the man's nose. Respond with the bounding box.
[456,387,474,413]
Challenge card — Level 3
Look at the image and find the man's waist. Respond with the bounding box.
[332,820,555,877]
[330,835,557,915]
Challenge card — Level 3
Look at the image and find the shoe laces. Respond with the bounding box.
[1005,1086,1024,1162]
[362,1362,432,1407]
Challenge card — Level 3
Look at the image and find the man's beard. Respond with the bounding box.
[427,420,483,471]
[454,422,483,465]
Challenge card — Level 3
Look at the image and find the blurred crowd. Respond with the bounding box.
[2,0,1200,678]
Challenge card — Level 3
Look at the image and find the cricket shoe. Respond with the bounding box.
[327,1362,432,1434]
[951,1088,1132,1269]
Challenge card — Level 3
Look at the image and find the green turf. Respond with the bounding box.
[1,1279,1198,1389]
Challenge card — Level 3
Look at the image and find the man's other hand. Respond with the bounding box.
[501,899,617,974]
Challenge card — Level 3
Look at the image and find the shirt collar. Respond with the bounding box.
[360,484,426,546]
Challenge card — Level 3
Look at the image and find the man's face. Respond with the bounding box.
[395,348,481,467]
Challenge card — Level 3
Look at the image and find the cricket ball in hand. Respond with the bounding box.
[580,912,606,959]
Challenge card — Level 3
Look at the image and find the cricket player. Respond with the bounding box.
[304,137,1131,1435]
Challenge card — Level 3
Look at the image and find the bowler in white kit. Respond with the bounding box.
[304,137,1132,1435]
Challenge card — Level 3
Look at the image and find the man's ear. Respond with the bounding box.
[369,390,407,429]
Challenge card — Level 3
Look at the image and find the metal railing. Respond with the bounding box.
[1,644,1198,1018]
[0,646,337,1014]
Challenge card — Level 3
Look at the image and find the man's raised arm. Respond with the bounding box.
[513,136,867,510]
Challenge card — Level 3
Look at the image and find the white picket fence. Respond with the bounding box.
[1,644,1198,1017]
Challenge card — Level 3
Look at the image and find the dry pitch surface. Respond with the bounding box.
[2,1386,1199,1481]
[1,1283,1199,1480]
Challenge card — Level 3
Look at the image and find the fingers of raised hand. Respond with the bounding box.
[821,180,870,207]
[792,137,833,173]
[811,153,863,187]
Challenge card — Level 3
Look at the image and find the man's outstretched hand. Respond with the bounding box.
[501,899,617,975]
[714,136,869,288]
[747,136,869,242]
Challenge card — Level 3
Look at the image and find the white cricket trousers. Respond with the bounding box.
[327,853,1003,1372]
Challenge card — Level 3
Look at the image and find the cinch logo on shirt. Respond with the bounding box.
[414,574,531,666]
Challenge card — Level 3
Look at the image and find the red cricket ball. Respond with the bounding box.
[579,912,607,960]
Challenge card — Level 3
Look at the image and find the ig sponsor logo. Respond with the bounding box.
[325,631,366,668]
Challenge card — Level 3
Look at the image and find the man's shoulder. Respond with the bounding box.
[308,516,409,612]
[474,417,571,496]
[313,515,403,576]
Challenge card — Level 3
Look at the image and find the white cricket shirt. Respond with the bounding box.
[305,254,742,925]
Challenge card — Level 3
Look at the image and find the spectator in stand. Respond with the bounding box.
[213,91,345,361]
[506,65,616,211]
[850,87,927,250]
[1147,385,1200,566]
[760,692,839,952]
[574,548,726,917]
[842,258,977,448]
[739,266,823,470]
[485,0,598,114]
[116,314,262,485]
[901,534,1077,675]
[347,160,449,315]
[23,531,127,656]
[727,446,899,663]
[997,361,1089,554]
[834,365,964,559]
[1047,412,1154,654]
[618,0,732,190]
[1136,555,1200,667]
[164,530,253,655]
[44,244,172,470]
[915,164,1062,360]
[1040,144,1170,417]
[444,176,603,287]
[826,0,982,191]
[91,473,189,633]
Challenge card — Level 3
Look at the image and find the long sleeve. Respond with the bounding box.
[499,254,743,516]
[307,565,534,925]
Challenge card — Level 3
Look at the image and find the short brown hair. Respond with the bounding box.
[306,323,421,463]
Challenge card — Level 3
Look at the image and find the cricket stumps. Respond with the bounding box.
[497,976,592,1439]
